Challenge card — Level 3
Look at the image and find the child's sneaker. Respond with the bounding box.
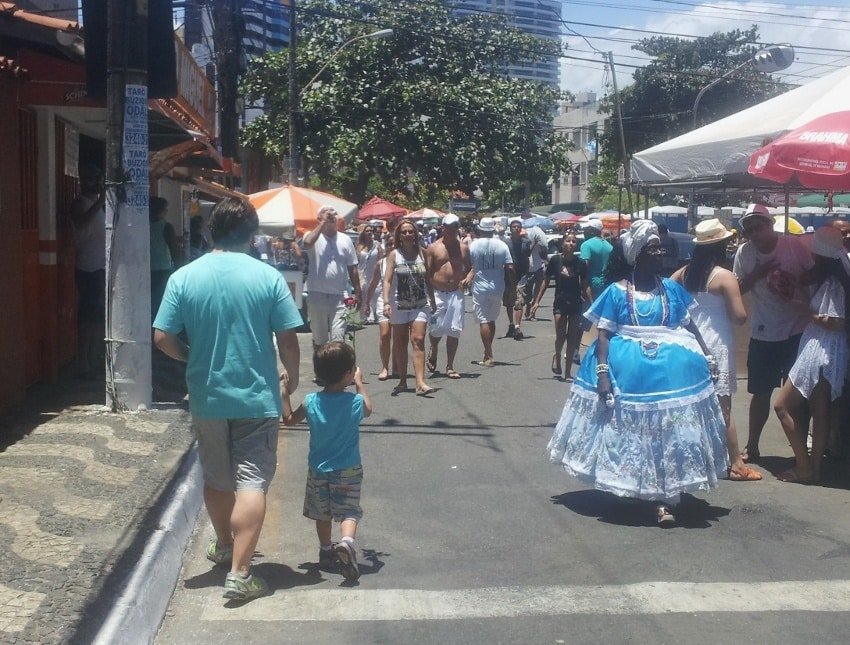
[319,545,337,570]
[222,572,268,600]
[206,539,233,566]
[334,541,360,581]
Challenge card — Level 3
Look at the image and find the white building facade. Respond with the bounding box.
[551,92,607,204]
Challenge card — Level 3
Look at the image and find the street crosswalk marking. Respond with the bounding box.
[201,580,850,621]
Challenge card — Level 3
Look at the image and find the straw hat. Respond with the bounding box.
[693,218,734,245]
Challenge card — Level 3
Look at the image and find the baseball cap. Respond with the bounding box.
[369,219,383,228]
[583,219,603,231]
[443,213,460,227]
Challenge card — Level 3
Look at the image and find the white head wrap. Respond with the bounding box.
[621,220,660,266]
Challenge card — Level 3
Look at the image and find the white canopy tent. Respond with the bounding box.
[631,65,850,188]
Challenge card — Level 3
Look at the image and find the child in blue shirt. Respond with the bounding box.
[282,341,372,581]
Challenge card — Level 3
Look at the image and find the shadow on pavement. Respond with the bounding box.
[754,454,850,491]
[551,490,730,529]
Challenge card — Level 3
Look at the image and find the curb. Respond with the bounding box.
[92,444,203,645]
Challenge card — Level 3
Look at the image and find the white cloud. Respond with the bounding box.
[560,2,850,96]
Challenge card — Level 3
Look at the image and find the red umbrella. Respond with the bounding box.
[748,111,850,190]
[357,196,408,221]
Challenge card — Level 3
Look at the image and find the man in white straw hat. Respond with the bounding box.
[733,203,813,463]
[462,217,514,366]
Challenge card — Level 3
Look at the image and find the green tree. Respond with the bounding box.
[241,0,572,204]
[592,27,788,197]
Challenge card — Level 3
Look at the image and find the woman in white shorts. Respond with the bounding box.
[382,221,434,396]
[366,236,395,381]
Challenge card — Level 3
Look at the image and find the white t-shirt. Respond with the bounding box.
[525,226,547,272]
[733,235,813,341]
[306,232,358,295]
[469,237,513,295]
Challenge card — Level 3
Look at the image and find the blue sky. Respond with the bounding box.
[558,1,850,94]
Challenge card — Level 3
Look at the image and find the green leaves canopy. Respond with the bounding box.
[241,0,572,205]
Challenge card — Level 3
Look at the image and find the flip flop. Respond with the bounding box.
[727,465,762,481]
[426,356,437,372]
[551,353,562,375]
[777,469,817,484]
[391,384,408,396]
[416,385,435,396]
[377,370,389,381]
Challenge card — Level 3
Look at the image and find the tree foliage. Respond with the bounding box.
[591,27,788,199]
[241,0,572,205]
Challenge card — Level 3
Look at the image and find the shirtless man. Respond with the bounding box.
[424,214,471,378]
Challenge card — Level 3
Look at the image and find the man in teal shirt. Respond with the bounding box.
[579,219,613,299]
[154,197,302,600]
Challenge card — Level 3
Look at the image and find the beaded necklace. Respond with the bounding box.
[626,275,669,326]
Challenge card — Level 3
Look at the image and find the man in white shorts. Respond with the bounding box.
[302,206,361,348]
[425,213,471,378]
[462,217,514,366]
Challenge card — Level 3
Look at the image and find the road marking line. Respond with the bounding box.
[201,580,850,621]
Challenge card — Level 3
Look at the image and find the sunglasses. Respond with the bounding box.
[400,230,416,236]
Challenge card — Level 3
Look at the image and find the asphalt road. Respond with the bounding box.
[157,294,850,644]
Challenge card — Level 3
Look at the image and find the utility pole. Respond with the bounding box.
[288,0,298,185]
[104,0,151,410]
[607,52,632,215]
[212,0,244,161]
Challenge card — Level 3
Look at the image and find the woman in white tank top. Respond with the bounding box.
[673,219,760,481]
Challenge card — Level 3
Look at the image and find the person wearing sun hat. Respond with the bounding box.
[733,203,813,464]
[772,226,849,483]
[672,219,761,482]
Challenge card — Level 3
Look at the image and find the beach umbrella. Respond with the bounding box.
[749,111,850,190]
[549,211,581,222]
[521,215,555,231]
[358,196,408,221]
[249,186,358,237]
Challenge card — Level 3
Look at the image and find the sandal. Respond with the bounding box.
[727,465,762,481]
[377,369,389,381]
[656,505,676,527]
[391,384,408,396]
[551,353,562,375]
[426,353,437,373]
[416,385,435,396]
[445,369,461,379]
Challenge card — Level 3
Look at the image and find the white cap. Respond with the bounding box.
[583,219,603,231]
[477,217,496,232]
[369,219,383,227]
[443,213,460,227]
[740,203,772,226]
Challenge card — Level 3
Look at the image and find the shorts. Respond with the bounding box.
[430,289,464,338]
[552,298,582,316]
[747,334,802,395]
[389,304,428,325]
[307,291,347,344]
[76,268,105,323]
[303,465,363,522]
[512,276,531,310]
[192,417,279,492]
[472,292,502,323]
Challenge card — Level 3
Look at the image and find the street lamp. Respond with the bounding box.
[687,44,795,228]
[288,27,394,185]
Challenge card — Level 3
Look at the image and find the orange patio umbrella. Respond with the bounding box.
[249,186,358,237]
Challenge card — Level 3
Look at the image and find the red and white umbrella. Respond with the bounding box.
[748,111,850,190]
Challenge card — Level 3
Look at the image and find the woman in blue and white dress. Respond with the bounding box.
[548,220,729,527]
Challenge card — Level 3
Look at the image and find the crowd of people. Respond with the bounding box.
[148,196,850,602]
